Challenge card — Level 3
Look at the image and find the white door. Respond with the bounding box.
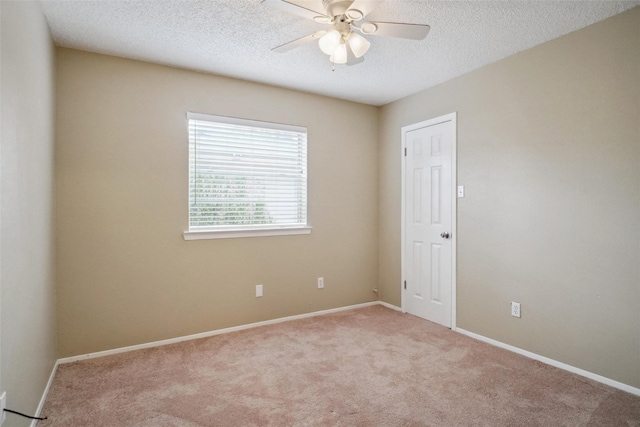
[402,114,456,328]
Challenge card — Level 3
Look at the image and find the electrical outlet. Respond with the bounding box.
[511,301,521,318]
[1,391,7,426]
[317,277,324,289]
[256,284,263,297]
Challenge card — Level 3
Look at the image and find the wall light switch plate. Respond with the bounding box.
[317,277,324,289]
[457,186,465,198]
[256,284,263,297]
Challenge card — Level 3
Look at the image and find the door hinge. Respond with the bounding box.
[404,280,407,290]
[404,147,407,156]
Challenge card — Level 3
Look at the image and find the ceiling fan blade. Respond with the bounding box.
[346,0,385,20]
[360,21,430,40]
[272,31,327,53]
[262,0,328,21]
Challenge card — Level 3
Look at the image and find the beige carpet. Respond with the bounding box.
[39,306,640,426]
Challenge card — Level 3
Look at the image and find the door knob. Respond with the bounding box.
[440,232,450,239]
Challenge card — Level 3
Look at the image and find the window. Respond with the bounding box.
[184,112,310,240]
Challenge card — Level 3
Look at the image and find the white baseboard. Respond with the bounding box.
[378,301,402,312]
[455,327,640,397]
[58,301,382,364]
[31,360,59,427]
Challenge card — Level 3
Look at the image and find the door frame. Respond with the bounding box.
[401,112,458,329]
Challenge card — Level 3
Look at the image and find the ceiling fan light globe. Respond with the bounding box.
[348,32,370,58]
[319,30,342,55]
[329,43,348,64]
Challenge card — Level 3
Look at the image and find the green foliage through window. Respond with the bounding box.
[189,175,273,226]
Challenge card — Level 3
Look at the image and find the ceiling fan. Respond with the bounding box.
[263,0,430,67]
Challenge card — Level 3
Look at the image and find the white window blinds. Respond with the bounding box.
[188,113,308,231]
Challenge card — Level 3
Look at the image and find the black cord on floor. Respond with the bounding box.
[4,408,48,421]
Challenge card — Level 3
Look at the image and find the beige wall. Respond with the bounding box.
[379,7,640,388]
[1,1,58,425]
[55,49,379,357]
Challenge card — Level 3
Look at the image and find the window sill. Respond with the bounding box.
[183,226,312,241]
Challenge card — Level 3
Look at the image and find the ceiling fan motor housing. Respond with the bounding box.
[322,0,356,18]
[334,19,351,36]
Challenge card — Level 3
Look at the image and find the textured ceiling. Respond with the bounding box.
[40,0,639,106]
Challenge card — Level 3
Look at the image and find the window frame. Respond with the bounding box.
[183,112,312,241]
